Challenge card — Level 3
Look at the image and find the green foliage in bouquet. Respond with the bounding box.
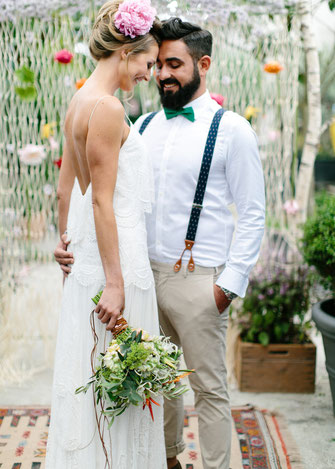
[76,294,193,426]
[301,192,335,297]
[237,264,314,346]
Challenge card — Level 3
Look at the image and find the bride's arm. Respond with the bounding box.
[57,142,75,237]
[86,97,126,331]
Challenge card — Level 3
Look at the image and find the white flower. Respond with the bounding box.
[18,144,46,166]
[221,75,231,86]
[64,75,73,87]
[43,184,54,196]
[283,199,299,215]
[6,143,15,153]
[49,137,59,151]
[74,42,90,56]
[25,31,34,43]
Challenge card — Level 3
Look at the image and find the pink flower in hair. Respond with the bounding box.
[114,0,156,39]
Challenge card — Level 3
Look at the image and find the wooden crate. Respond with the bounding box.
[235,337,316,393]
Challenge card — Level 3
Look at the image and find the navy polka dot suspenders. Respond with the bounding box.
[139,112,158,135]
[174,108,225,272]
[139,108,225,273]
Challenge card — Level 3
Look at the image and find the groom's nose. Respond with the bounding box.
[157,64,171,81]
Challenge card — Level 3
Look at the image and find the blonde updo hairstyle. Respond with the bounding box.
[89,0,162,62]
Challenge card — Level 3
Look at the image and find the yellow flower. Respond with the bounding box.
[244,106,261,121]
[41,122,56,139]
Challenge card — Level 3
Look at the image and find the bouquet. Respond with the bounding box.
[76,290,194,427]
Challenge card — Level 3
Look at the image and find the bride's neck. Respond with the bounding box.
[87,55,121,95]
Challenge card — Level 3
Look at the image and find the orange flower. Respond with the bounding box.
[263,61,283,74]
[75,78,87,90]
[171,369,195,384]
[143,397,160,421]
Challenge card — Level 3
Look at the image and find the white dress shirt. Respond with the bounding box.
[134,90,265,298]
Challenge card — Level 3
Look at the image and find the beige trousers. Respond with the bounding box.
[151,260,232,469]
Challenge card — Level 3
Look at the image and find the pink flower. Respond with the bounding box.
[283,199,299,215]
[210,93,225,107]
[54,49,73,64]
[114,0,156,39]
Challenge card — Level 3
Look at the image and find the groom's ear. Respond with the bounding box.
[198,55,211,77]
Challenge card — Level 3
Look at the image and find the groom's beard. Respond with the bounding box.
[157,65,201,110]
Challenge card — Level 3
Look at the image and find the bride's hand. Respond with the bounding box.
[95,285,125,331]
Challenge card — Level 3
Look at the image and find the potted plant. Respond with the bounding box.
[301,192,335,415]
[234,263,316,393]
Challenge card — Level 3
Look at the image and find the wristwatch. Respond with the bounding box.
[220,287,238,301]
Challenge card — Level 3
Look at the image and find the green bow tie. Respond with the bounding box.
[164,107,195,122]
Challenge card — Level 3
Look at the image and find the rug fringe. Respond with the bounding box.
[271,412,305,469]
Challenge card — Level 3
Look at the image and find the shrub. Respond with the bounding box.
[301,192,335,297]
[237,264,313,345]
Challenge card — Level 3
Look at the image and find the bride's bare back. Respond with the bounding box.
[63,89,130,197]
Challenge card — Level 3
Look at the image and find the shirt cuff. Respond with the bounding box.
[215,266,249,298]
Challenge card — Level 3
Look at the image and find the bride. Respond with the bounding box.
[45,1,167,467]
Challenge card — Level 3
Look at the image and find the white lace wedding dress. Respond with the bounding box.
[46,122,167,469]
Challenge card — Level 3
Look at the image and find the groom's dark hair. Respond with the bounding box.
[160,17,213,62]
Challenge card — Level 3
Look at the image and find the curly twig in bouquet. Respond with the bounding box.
[76,290,194,467]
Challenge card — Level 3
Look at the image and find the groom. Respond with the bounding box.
[55,17,265,469]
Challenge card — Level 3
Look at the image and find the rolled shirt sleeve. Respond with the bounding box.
[216,118,266,298]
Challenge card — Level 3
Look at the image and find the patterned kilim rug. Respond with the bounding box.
[0,406,303,469]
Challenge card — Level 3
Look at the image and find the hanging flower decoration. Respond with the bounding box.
[64,75,73,87]
[14,65,37,101]
[330,117,335,154]
[53,158,62,169]
[244,106,261,122]
[41,122,56,139]
[263,61,283,74]
[54,49,74,64]
[75,78,87,89]
[43,184,54,196]
[18,144,46,166]
[49,137,59,152]
[210,93,225,107]
[283,199,299,215]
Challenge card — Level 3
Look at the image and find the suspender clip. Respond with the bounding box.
[174,239,195,273]
[192,203,203,210]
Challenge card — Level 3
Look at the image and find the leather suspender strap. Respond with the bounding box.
[139,111,158,135]
[174,108,225,273]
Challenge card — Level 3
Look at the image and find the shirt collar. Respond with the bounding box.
[182,90,216,120]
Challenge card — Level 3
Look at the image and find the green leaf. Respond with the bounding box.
[274,324,282,340]
[253,313,263,327]
[136,330,142,343]
[92,290,103,305]
[15,86,37,101]
[258,331,269,346]
[15,65,35,83]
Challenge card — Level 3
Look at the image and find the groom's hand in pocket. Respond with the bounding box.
[95,285,125,331]
[213,284,231,314]
[54,233,74,277]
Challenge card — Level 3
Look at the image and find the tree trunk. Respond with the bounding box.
[295,0,321,225]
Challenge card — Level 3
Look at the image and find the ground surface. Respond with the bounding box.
[0,263,334,468]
